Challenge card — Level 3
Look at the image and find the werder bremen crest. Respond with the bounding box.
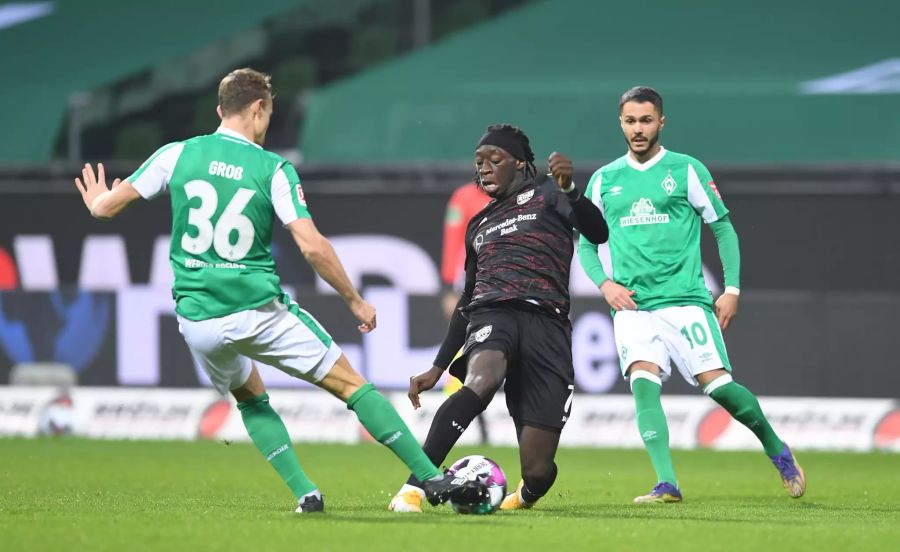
[661,169,677,195]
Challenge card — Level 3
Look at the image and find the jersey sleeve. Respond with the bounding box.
[585,169,605,218]
[271,161,312,225]
[686,160,728,223]
[577,169,609,285]
[127,142,184,200]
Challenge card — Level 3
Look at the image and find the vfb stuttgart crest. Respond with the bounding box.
[517,189,535,205]
[661,170,677,195]
[474,325,493,343]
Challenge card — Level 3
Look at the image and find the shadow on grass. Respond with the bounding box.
[288,511,508,526]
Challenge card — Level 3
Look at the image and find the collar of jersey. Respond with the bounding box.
[625,146,666,172]
[215,126,262,149]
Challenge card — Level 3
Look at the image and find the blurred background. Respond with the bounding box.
[0,0,897,450]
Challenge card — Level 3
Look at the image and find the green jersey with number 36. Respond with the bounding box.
[584,147,728,311]
[128,127,310,320]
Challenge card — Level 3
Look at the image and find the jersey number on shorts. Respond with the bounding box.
[680,323,708,350]
[181,180,256,261]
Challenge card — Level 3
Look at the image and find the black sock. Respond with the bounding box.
[405,386,487,486]
[521,462,558,503]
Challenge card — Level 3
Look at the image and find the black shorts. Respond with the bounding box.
[448,302,574,430]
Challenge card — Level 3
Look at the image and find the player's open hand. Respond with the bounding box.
[349,298,377,333]
[408,366,444,409]
[75,163,121,213]
[715,293,739,330]
[600,280,637,311]
[548,152,573,189]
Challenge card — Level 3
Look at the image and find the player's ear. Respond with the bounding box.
[216,105,224,120]
[516,160,525,169]
[659,115,666,130]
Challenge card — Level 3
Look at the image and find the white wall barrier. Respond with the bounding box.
[1,386,897,453]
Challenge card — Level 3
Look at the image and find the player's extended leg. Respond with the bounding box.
[697,369,805,498]
[178,313,324,514]
[628,362,683,503]
[389,349,504,512]
[500,422,560,510]
[231,365,324,513]
[444,374,490,445]
[317,353,480,506]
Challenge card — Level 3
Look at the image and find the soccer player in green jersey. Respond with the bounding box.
[73,68,481,514]
[578,87,806,503]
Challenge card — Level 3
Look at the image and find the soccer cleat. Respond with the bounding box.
[499,480,534,510]
[295,493,325,514]
[388,484,425,513]
[770,443,806,498]
[633,482,683,504]
[421,474,487,507]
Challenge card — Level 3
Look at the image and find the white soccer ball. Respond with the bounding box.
[446,455,507,514]
[38,399,75,436]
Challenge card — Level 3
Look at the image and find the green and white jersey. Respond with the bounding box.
[585,147,728,311]
[128,127,311,321]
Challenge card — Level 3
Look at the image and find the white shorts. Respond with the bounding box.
[613,305,731,386]
[177,296,343,395]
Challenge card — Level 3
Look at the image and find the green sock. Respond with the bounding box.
[707,379,785,457]
[632,377,678,486]
[237,392,317,500]
[346,383,441,482]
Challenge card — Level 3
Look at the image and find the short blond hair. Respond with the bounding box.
[218,68,272,116]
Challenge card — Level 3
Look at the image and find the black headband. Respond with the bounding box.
[476,127,528,162]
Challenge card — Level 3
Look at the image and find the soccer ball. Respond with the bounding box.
[38,395,75,436]
[446,455,506,514]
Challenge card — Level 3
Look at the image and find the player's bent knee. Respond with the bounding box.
[626,361,662,378]
[318,355,368,401]
[230,365,265,402]
[701,372,733,395]
[464,350,506,400]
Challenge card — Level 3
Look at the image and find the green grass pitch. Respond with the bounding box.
[1,439,898,551]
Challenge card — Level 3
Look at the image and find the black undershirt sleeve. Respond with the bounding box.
[559,185,609,244]
[433,224,477,369]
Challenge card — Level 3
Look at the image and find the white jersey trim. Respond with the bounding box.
[271,167,300,226]
[589,169,605,218]
[131,142,185,200]
[686,162,720,223]
[214,126,262,149]
[625,146,667,172]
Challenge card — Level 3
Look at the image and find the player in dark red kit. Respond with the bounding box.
[389,124,609,512]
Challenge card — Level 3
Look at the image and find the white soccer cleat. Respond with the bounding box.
[388,484,425,513]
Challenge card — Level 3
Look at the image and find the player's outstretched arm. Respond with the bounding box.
[709,216,741,329]
[74,163,141,220]
[287,218,376,333]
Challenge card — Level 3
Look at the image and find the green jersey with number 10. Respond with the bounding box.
[584,147,728,311]
[128,127,310,321]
